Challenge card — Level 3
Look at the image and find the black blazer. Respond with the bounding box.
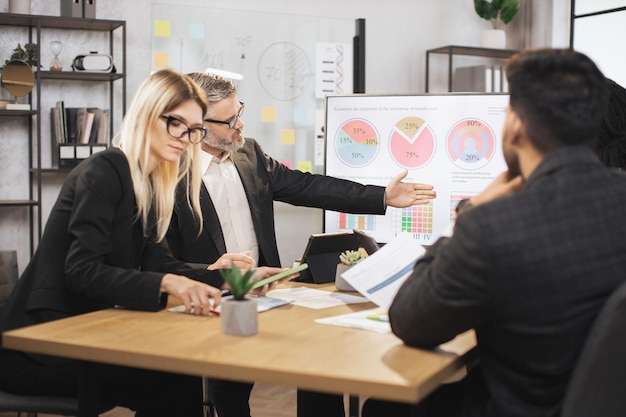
[0,148,223,349]
[167,138,386,267]
[390,147,626,417]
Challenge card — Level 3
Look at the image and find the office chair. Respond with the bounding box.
[0,250,80,417]
[560,280,626,417]
[0,390,79,417]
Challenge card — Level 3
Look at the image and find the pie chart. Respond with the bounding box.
[446,118,496,170]
[389,116,436,169]
[334,119,380,167]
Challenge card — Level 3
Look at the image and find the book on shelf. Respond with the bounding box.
[453,64,508,93]
[51,103,110,145]
[50,102,110,167]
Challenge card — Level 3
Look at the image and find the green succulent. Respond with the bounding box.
[474,0,519,29]
[339,250,362,266]
[219,264,256,300]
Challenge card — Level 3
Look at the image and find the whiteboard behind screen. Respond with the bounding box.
[573,8,626,88]
[324,94,510,245]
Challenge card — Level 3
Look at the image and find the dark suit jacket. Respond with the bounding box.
[390,147,626,417]
[167,138,386,267]
[0,148,223,360]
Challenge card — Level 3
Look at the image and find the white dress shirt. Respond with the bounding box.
[199,149,259,264]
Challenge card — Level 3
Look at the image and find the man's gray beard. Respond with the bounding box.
[203,134,245,153]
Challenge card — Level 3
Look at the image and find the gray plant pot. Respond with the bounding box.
[335,264,357,292]
[220,298,258,336]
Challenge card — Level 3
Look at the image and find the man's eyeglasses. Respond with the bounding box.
[160,115,207,144]
[204,102,245,129]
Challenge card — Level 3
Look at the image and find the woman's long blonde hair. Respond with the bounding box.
[116,69,208,242]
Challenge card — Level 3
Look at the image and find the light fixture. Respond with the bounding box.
[205,68,244,81]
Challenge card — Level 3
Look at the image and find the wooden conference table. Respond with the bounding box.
[2,283,476,416]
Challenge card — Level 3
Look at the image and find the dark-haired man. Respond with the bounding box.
[364,48,626,417]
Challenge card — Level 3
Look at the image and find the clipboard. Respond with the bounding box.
[295,229,379,284]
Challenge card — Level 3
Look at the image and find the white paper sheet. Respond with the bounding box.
[341,233,425,310]
[314,307,391,333]
[267,287,369,309]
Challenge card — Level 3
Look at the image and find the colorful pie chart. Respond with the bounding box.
[334,119,380,167]
[446,118,496,170]
[389,116,436,169]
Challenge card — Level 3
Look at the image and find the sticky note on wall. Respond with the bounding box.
[153,52,169,68]
[261,106,276,122]
[297,161,312,173]
[154,20,171,37]
[189,22,205,39]
[281,129,295,145]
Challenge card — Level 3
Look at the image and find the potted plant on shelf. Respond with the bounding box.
[3,43,39,70]
[335,249,365,292]
[474,0,519,49]
[219,264,258,336]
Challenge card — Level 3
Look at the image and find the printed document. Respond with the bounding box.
[341,232,425,310]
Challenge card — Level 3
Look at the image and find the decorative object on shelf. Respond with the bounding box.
[219,264,258,336]
[0,60,34,110]
[49,41,64,71]
[72,52,114,72]
[335,248,367,292]
[9,0,31,15]
[474,0,519,49]
[83,0,96,19]
[60,0,82,18]
[3,43,39,70]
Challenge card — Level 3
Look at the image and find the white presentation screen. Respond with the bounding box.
[324,93,510,245]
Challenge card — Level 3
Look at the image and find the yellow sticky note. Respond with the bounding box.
[261,106,276,122]
[153,52,169,68]
[281,129,295,145]
[154,20,171,37]
[297,161,312,173]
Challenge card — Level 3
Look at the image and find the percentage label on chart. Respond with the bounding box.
[335,119,380,167]
[446,118,496,170]
[405,151,420,158]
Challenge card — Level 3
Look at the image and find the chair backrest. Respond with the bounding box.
[0,250,18,307]
[560,280,626,417]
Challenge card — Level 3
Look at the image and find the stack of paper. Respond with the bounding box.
[340,232,425,310]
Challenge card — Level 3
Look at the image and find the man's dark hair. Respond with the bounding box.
[595,78,626,170]
[505,48,609,152]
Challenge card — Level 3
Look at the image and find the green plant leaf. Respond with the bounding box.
[499,0,519,24]
[474,0,497,21]
[219,264,256,300]
[474,0,518,28]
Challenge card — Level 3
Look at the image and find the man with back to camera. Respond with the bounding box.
[165,72,437,417]
[361,48,626,417]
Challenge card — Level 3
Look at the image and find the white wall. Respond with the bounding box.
[1,0,569,272]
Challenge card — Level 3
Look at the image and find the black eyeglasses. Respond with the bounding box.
[204,102,245,129]
[160,115,207,144]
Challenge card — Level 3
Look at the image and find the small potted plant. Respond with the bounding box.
[4,43,39,69]
[335,249,364,292]
[474,0,519,49]
[219,264,258,336]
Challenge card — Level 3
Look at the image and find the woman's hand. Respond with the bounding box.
[207,250,255,271]
[160,273,221,315]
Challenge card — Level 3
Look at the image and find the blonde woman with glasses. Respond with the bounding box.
[0,69,283,417]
